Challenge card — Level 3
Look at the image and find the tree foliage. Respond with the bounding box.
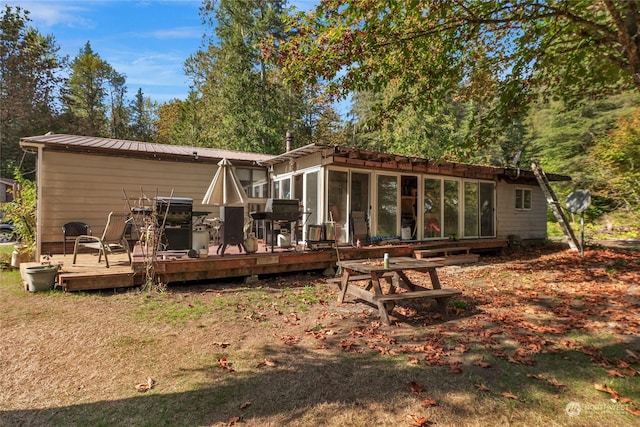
[182,0,344,153]
[60,42,113,136]
[274,1,640,150]
[0,5,64,177]
[526,91,640,184]
[129,88,158,142]
[183,0,292,153]
[349,84,468,160]
[590,107,640,214]
[2,170,37,252]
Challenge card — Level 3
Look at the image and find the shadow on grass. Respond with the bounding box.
[1,350,472,426]
[3,339,639,427]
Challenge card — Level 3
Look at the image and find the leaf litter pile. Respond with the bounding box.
[1,245,639,426]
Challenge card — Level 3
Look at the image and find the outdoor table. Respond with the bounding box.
[335,257,461,325]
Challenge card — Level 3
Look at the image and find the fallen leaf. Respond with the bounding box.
[135,377,155,393]
[406,414,433,426]
[239,402,251,410]
[475,383,490,392]
[549,378,568,388]
[449,362,463,374]
[218,358,235,372]
[594,383,617,398]
[625,405,640,417]
[227,415,243,426]
[606,369,625,378]
[408,357,420,365]
[421,398,438,408]
[408,381,424,395]
[256,359,277,368]
[501,392,519,400]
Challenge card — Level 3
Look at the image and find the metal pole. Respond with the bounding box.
[580,213,585,258]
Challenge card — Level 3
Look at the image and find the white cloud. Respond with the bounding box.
[7,0,95,29]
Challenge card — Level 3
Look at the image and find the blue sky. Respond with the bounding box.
[5,0,318,104]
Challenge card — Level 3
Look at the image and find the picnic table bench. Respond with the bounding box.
[334,257,461,325]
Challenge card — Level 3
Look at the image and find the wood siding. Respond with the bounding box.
[39,151,232,249]
[495,181,547,240]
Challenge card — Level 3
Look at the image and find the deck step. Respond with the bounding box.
[59,272,135,291]
[414,247,479,265]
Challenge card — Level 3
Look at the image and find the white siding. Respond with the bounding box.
[495,181,547,239]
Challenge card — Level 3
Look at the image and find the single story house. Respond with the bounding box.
[19,134,569,257]
[263,144,569,245]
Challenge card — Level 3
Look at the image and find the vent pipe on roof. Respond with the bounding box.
[286,131,293,152]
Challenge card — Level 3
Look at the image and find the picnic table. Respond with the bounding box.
[335,257,461,325]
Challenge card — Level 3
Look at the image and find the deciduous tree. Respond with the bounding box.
[274,1,640,150]
[591,107,640,214]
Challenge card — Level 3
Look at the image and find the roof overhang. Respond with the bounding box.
[19,134,275,167]
[261,143,571,183]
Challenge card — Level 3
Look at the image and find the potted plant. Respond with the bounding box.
[3,171,36,267]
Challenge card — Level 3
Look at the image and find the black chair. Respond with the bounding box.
[62,222,91,256]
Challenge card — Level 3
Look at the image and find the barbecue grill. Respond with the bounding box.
[252,199,300,252]
[156,196,193,250]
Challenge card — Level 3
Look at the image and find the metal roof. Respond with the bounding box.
[20,134,275,165]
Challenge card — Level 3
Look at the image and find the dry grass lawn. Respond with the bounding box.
[1,245,639,426]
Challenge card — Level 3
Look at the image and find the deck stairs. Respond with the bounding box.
[413,246,479,265]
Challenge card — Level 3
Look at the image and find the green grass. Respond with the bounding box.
[135,295,211,326]
[0,244,14,269]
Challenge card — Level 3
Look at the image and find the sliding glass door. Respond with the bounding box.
[376,175,398,237]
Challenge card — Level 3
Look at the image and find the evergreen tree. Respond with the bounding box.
[129,88,158,142]
[108,70,128,139]
[61,42,117,137]
[186,0,313,154]
[0,5,64,177]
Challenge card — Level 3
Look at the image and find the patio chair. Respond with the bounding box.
[62,221,91,256]
[72,212,132,268]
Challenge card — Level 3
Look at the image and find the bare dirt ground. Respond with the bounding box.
[1,244,639,426]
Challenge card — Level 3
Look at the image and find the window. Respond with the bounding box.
[274,177,291,199]
[423,178,441,238]
[515,188,532,210]
[328,170,348,243]
[464,182,479,237]
[236,167,267,198]
[376,175,398,237]
[443,180,459,238]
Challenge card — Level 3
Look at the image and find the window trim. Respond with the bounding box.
[515,188,532,210]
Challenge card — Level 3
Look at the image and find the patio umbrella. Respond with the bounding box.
[202,158,248,206]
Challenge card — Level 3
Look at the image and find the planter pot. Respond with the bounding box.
[25,265,59,292]
[244,234,258,254]
[11,247,33,268]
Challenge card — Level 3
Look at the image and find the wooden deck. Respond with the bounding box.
[20,239,507,292]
